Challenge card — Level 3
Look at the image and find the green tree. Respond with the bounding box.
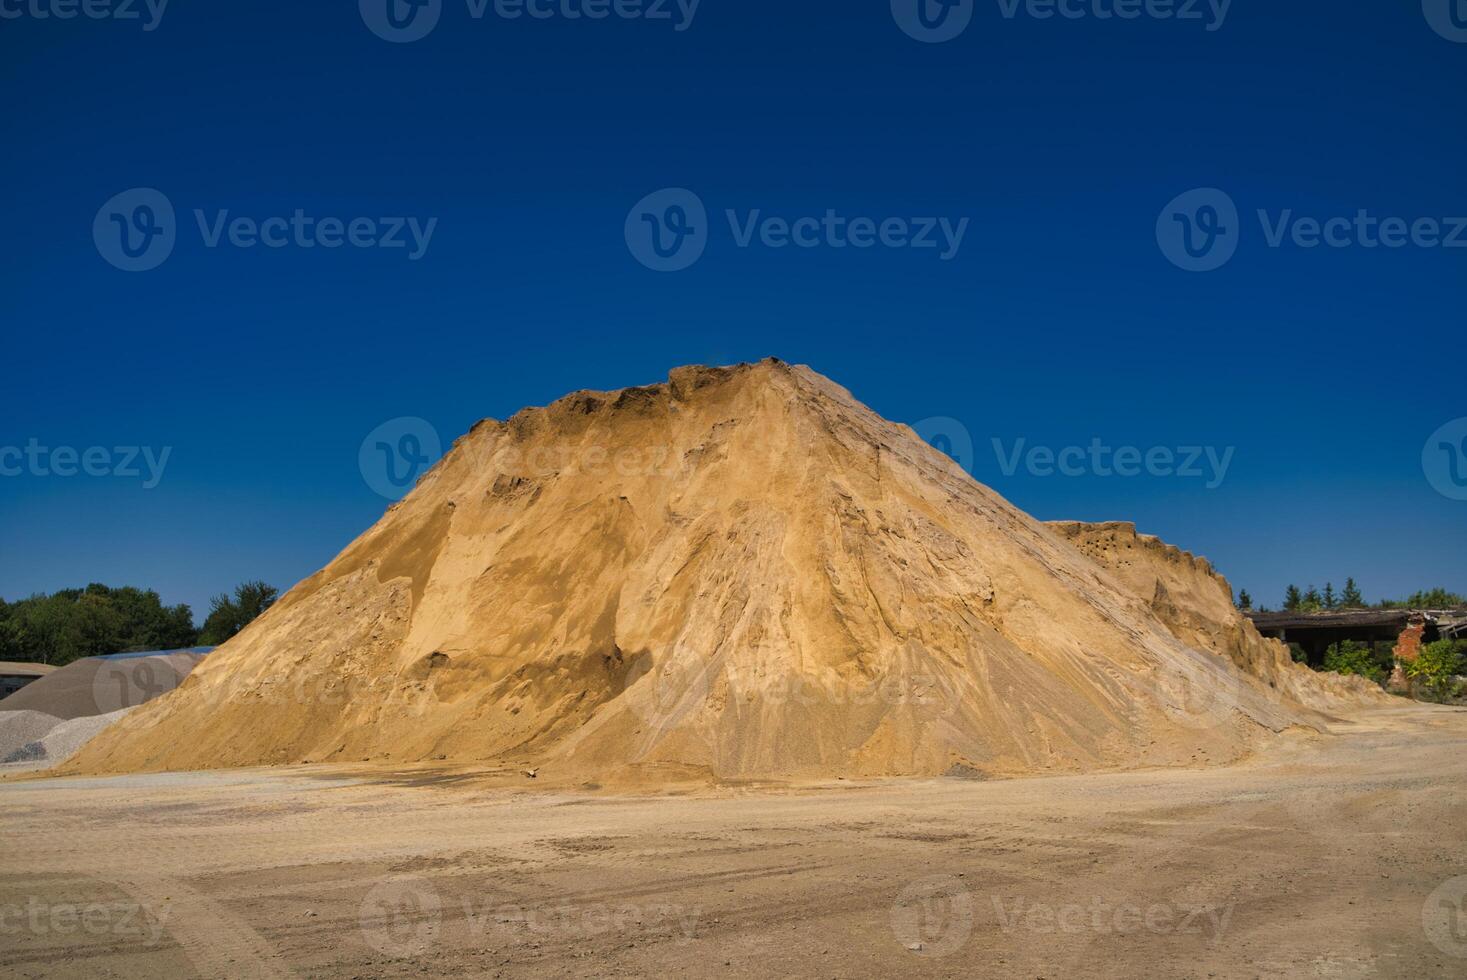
[0,585,198,665]
[1323,641,1386,685]
[1237,589,1253,611]
[1404,640,1466,697]
[1405,588,1465,609]
[1301,586,1323,612]
[1284,585,1302,611]
[1323,582,1337,609]
[198,581,279,646]
[1341,578,1364,608]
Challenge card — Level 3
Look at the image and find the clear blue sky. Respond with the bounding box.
[2,1,1463,621]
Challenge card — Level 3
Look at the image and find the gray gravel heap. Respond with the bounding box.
[1,708,133,769]
[0,709,63,760]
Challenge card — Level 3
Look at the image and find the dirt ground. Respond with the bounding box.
[3,704,1466,979]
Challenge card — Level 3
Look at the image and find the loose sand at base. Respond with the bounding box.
[3,702,1464,979]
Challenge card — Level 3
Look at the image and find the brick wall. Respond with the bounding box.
[1393,621,1426,664]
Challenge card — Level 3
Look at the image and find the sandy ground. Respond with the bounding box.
[3,704,1466,979]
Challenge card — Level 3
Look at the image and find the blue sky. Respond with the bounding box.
[2,0,1464,620]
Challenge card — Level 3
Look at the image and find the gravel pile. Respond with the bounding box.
[1,708,134,770]
[0,709,63,760]
[0,651,208,720]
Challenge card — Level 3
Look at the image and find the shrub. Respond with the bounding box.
[1404,640,1467,698]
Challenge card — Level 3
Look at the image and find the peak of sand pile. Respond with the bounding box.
[69,359,1380,781]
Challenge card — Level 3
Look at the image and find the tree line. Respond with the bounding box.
[0,581,278,667]
[1236,580,1464,614]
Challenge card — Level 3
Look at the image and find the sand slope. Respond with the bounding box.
[70,360,1377,780]
[1050,520,1387,711]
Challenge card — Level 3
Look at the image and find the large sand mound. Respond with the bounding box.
[70,360,1379,780]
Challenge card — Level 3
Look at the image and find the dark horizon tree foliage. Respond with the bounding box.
[198,581,279,646]
[0,582,276,667]
[1271,581,1465,614]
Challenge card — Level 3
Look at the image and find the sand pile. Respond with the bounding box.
[70,360,1378,781]
[0,651,208,721]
